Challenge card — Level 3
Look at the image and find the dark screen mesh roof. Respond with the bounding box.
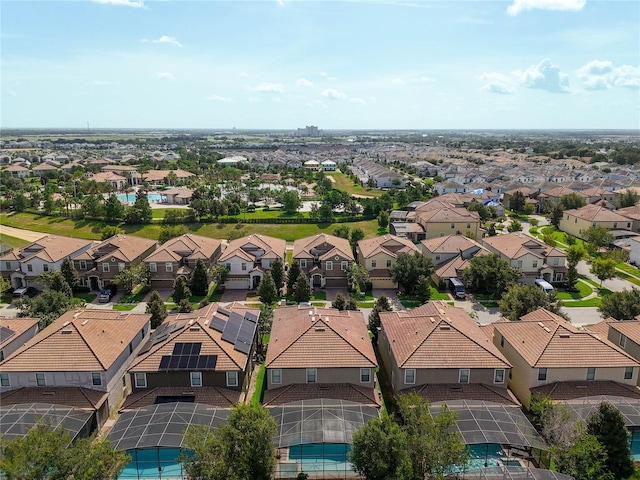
[460,467,574,480]
[0,403,93,441]
[107,402,230,451]
[430,400,546,451]
[269,399,379,448]
[561,395,640,427]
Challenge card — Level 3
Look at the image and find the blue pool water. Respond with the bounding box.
[631,430,640,460]
[288,443,353,473]
[118,448,186,479]
[464,444,503,471]
[116,192,164,203]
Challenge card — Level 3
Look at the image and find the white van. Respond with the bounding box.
[535,279,554,294]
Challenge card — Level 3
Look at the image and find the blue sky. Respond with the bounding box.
[2,0,639,130]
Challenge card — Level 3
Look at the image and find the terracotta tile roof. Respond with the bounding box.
[483,232,565,260]
[0,309,150,372]
[293,234,354,262]
[421,235,484,255]
[380,302,510,369]
[531,380,640,401]
[0,317,39,348]
[416,206,480,223]
[15,235,94,264]
[434,250,490,278]
[403,383,519,406]
[219,234,286,263]
[91,172,127,183]
[263,383,380,407]
[357,235,420,259]
[120,386,241,410]
[130,303,259,373]
[89,234,156,263]
[617,205,640,221]
[142,169,194,182]
[265,306,376,369]
[0,386,108,410]
[564,204,633,223]
[538,186,584,199]
[144,234,221,264]
[494,308,640,368]
[504,186,538,196]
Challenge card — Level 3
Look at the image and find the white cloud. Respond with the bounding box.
[155,72,175,81]
[205,94,231,102]
[319,72,337,81]
[150,35,182,47]
[577,60,640,90]
[516,58,570,93]
[479,73,517,94]
[296,77,313,88]
[350,98,367,105]
[93,0,144,8]
[507,0,586,15]
[322,88,347,100]
[251,82,284,93]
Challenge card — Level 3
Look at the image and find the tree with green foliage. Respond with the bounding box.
[172,276,191,304]
[158,225,187,244]
[333,225,350,239]
[257,306,273,353]
[104,193,125,220]
[377,210,389,229]
[181,403,277,480]
[350,228,365,250]
[60,257,79,291]
[270,258,285,294]
[125,192,152,223]
[389,252,435,295]
[100,225,120,241]
[281,190,301,214]
[548,202,564,229]
[565,245,585,290]
[415,276,432,304]
[16,289,76,328]
[462,253,520,296]
[332,292,347,311]
[211,264,229,286]
[368,295,392,338]
[467,201,490,222]
[499,284,565,321]
[257,271,279,306]
[553,430,614,480]
[598,288,640,320]
[177,298,193,313]
[508,191,527,214]
[146,290,168,328]
[12,193,28,213]
[507,219,522,232]
[615,190,640,209]
[582,226,614,255]
[114,264,148,295]
[559,193,587,211]
[292,274,311,303]
[0,276,10,294]
[81,194,105,218]
[287,260,302,293]
[188,259,210,296]
[586,402,634,479]
[38,270,73,298]
[347,262,370,295]
[590,257,617,287]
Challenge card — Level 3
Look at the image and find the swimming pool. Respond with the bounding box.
[118,448,187,479]
[116,192,164,203]
[288,443,354,473]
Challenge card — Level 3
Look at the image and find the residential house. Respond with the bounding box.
[502,187,540,212]
[492,308,640,408]
[559,204,634,240]
[587,318,640,367]
[581,187,615,205]
[293,234,354,288]
[264,306,379,406]
[434,180,467,195]
[31,163,58,177]
[378,302,515,404]
[420,235,489,286]
[0,309,151,426]
[0,317,39,363]
[218,234,286,289]
[0,235,94,290]
[90,172,128,190]
[123,303,259,408]
[73,235,157,291]
[303,160,320,170]
[142,169,194,186]
[351,158,406,188]
[320,160,337,171]
[163,187,194,205]
[101,165,139,185]
[143,234,223,289]
[615,204,640,233]
[5,165,29,179]
[356,235,421,288]
[537,186,584,212]
[482,232,567,284]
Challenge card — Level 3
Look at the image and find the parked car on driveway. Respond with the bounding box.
[99,284,118,303]
[12,287,38,298]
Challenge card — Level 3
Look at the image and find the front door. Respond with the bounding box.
[313,274,322,287]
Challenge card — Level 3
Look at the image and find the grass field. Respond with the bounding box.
[563,297,602,308]
[151,208,191,219]
[0,233,30,249]
[251,363,266,405]
[327,172,385,198]
[0,212,380,242]
[556,280,593,300]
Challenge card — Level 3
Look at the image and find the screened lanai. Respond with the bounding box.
[459,466,574,480]
[0,402,95,441]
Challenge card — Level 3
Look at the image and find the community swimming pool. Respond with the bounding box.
[116,192,164,203]
[118,449,186,479]
[288,443,354,473]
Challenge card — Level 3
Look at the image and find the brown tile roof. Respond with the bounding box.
[421,235,484,255]
[0,386,108,410]
[564,204,633,223]
[265,306,376,369]
[144,234,221,264]
[120,386,241,410]
[357,235,420,259]
[91,172,127,183]
[0,309,150,372]
[0,317,39,348]
[16,235,94,264]
[403,383,519,406]
[142,169,194,182]
[483,232,565,260]
[504,186,538,196]
[538,186,584,199]
[130,303,259,373]
[380,301,510,369]
[617,205,640,221]
[494,308,640,368]
[263,383,380,407]
[219,234,286,263]
[89,234,156,263]
[293,234,354,262]
[531,380,640,401]
[416,206,480,224]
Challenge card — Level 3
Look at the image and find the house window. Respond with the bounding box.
[360,368,371,383]
[386,259,392,268]
[92,372,102,386]
[620,334,627,348]
[225,263,231,270]
[271,369,282,385]
[500,335,504,347]
[103,262,110,273]
[628,223,632,229]
[435,255,440,261]
[538,368,547,381]
[516,260,522,268]
[451,223,455,229]
[553,258,559,266]
[149,262,157,272]
[586,367,596,381]
[4,262,10,269]
[0,373,9,387]
[467,223,471,229]
[371,260,377,268]
[341,261,348,271]
[494,369,505,384]
[459,369,470,384]
[118,262,125,272]
[405,369,416,384]
[165,262,173,272]
[134,372,147,388]
[532,261,538,268]
[307,369,317,383]
[43,264,49,272]
[190,372,202,387]
[300,259,307,268]
[625,367,634,380]
[79,260,86,270]
[326,261,333,271]
[226,371,238,387]
[614,222,618,228]
[36,372,46,387]
[241,263,247,271]
[27,264,33,272]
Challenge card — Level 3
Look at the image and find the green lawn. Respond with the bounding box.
[616,262,640,278]
[556,280,593,300]
[0,233,29,249]
[286,250,293,264]
[563,297,602,308]
[472,293,500,308]
[118,286,147,303]
[73,293,97,303]
[151,208,191,219]
[430,286,450,300]
[251,363,266,405]
[312,291,326,300]
[113,304,136,311]
[327,172,385,198]
[616,271,640,287]
[356,301,376,308]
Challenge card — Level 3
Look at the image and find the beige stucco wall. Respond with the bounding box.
[560,214,632,240]
[419,221,481,240]
[265,367,373,389]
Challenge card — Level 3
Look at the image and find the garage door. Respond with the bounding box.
[371,277,396,289]
[225,277,250,290]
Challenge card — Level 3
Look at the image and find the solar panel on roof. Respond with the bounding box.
[169,324,184,334]
[0,326,16,343]
[169,356,180,369]
[237,320,255,345]
[173,343,184,355]
[221,313,242,343]
[159,356,171,369]
[192,343,202,355]
[217,307,230,316]
[178,356,189,369]
[152,333,169,345]
[234,341,250,354]
[244,312,258,323]
[187,356,198,369]
[210,316,226,333]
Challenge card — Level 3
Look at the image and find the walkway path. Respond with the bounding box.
[0,225,46,242]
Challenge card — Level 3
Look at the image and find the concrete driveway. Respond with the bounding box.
[219,289,250,303]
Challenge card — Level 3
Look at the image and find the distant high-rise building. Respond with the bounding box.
[296,125,321,137]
